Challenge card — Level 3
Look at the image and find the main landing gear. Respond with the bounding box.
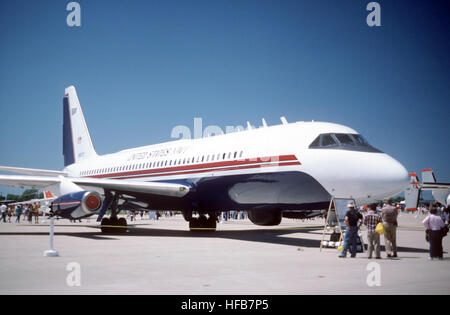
[100,193,127,234]
[100,217,128,233]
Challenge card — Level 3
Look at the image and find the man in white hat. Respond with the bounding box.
[339,202,363,258]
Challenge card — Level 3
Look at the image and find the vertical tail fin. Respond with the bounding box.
[43,190,55,199]
[63,86,97,166]
[405,172,420,211]
[421,169,436,183]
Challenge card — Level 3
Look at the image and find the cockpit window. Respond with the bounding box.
[350,134,368,146]
[310,136,320,148]
[334,133,355,146]
[321,134,338,147]
[309,133,382,153]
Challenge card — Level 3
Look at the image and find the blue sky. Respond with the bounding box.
[0,0,449,196]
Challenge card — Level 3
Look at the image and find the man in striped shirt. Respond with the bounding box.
[364,204,382,259]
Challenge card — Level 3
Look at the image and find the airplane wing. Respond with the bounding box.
[0,175,61,189]
[0,166,67,177]
[0,175,190,197]
[71,177,189,197]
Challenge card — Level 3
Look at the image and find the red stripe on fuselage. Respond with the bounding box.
[117,161,301,180]
[84,155,300,180]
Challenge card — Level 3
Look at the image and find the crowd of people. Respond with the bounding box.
[0,203,42,224]
[338,199,449,260]
[2,199,448,260]
[125,210,249,222]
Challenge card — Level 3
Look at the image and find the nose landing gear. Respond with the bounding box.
[188,212,218,231]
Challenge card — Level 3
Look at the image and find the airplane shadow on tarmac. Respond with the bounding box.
[0,224,432,254]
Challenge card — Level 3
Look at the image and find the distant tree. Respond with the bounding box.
[19,189,39,202]
[6,194,20,201]
[393,196,405,203]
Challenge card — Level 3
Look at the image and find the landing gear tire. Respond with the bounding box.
[101,217,111,233]
[117,217,128,233]
[100,217,128,234]
[109,217,119,226]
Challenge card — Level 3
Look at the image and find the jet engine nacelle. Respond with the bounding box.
[52,190,103,220]
[247,207,282,226]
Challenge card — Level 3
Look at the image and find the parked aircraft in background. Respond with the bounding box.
[405,170,450,210]
[8,190,56,216]
[0,86,410,233]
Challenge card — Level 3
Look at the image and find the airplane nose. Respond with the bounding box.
[380,154,410,196]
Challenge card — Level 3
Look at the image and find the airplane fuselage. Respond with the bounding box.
[64,121,409,213]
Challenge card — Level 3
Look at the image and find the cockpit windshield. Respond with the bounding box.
[309,133,382,152]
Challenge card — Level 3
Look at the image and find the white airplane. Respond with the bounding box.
[0,86,410,232]
[405,169,450,210]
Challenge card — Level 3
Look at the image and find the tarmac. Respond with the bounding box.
[0,212,449,295]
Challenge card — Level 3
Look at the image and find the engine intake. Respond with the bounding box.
[52,190,103,220]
